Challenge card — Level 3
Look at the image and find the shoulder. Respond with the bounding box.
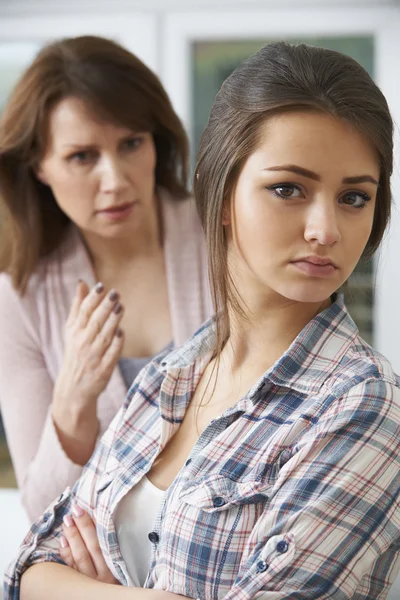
[0,272,41,346]
[311,297,399,392]
[319,332,400,428]
[326,332,398,391]
[350,340,399,403]
[0,274,20,326]
[292,298,400,419]
[0,225,85,321]
[0,271,36,316]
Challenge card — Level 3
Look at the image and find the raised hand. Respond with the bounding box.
[52,281,124,464]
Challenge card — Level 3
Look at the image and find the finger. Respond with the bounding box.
[75,282,107,330]
[100,328,124,374]
[84,289,121,344]
[89,302,124,359]
[63,514,97,578]
[67,280,90,324]
[59,535,76,569]
[71,505,112,579]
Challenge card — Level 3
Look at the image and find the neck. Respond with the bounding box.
[222,295,331,376]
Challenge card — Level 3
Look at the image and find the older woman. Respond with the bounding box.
[0,35,212,521]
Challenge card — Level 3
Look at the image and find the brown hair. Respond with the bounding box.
[0,35,189,292]
[194,42,393,352]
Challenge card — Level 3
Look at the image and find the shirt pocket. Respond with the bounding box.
[178,473,272,513]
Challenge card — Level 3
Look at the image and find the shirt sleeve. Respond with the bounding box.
[0,276,83,521]
[221,377,400,600]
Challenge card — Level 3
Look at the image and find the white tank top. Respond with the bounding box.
[114,475,165,586]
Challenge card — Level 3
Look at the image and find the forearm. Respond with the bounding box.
[21,563,188,600]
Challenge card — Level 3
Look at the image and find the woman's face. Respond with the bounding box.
[226,111,380,307]
[37,96,157,240]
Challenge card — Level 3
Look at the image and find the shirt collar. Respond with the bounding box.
[160,295,360,397]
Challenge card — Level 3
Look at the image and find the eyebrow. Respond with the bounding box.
[62,144,93,149]
[61,133,139,150]
[264,165,379,186]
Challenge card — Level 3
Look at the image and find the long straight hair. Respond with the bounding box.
[194,42,393,355]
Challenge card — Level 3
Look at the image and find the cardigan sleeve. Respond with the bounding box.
[0,275,83,522]
[3,393,131,600]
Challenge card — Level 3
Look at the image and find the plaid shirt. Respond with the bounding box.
[4,296,400,600]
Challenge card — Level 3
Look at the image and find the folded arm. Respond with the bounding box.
[4,367,148,599]
[20,563,190,600]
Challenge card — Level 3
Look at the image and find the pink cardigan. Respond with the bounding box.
[0,189,213,521]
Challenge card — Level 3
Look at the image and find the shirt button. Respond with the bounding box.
[256,560,269,573]
[276,540,289,554]
[148,531,159,544]
[213,496,226,508]
[185,458,192,466]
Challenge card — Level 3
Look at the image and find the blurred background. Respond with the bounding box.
[0,0,399,583]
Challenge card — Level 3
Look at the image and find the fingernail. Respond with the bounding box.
[95,282,104,294]
[113,302,122,314]
[63,515,74,527]
[109,290,119,302]
[60,535,68,549]
[77,279,83,285]
[116,328,123,338]
[72,504,85,518]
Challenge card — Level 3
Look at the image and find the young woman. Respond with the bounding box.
[5,42,400,600]
[0,35,212,521]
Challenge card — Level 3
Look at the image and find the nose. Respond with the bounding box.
[304,199,341,247]
[99,156,130,194]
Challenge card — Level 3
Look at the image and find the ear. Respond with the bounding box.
[35,164,48,185]
[222,204,231,226]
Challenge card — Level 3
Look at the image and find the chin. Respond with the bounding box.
[101,222,137,236]
[279,283,338,305]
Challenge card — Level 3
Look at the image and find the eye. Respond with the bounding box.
[339,190,371,209]
[121,136,143,151]
[67,150,96,165]
[267,183,304,199]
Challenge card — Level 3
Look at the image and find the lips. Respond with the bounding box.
[295,256,337,267]
[97,202,135,222]
[99,202,134,213]
[290,256,338,278]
